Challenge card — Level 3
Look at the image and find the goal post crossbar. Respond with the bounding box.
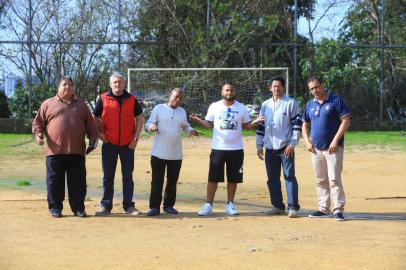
[127,67,289,95]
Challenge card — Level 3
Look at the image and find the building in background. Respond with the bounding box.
[0,69,23,98]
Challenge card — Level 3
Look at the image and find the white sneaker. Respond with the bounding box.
[288,209,299,218]
[198,203,213,216]
[225,202,239,215]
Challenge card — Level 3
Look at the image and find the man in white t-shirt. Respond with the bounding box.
[190,83,264,216]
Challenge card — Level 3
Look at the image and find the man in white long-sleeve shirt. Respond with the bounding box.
[145,88,198,216]
[256,77,303,218]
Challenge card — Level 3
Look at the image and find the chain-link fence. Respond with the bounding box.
[0,0,405,127]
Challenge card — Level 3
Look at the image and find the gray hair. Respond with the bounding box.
[110,72,126,83]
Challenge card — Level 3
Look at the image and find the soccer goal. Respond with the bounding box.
[127,67,288,117]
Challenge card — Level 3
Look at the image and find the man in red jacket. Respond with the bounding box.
[93,72,144,215]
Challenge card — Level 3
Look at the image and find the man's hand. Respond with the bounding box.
[189,114,201,122]
[86,141,98,155]
[149,124,159,133]
[257,148,264,160]
[35,134,44,145]
[252,116,266,125]
[305,141,316,154]
[99,133,108,143]
[189,130,199,137]
[283,145,295,158]
[128,139,138,150]
[328,140,339,154]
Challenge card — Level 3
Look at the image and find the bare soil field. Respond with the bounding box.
[0,136,405,270]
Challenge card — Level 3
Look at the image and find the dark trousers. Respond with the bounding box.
[149,156,182,209]
[101,143,135,210]
[265,147,300,211]
[46,154,86,213]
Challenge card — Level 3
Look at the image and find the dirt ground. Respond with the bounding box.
[0,136,405,270]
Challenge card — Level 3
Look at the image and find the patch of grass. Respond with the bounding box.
[0,133,42,159]
[346,131,406,150]
[16,179,32,186]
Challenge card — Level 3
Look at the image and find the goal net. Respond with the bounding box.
[128,68,289,118]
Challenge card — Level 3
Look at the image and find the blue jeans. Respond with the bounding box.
[265,147,300,210]
[101,143,135,210]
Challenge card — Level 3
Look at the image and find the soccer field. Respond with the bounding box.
[0,134,405,270]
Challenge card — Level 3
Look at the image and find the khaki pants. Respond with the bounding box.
[311,146,345,214]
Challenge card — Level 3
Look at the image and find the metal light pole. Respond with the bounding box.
[117,0,122,72]
[379,0,385,122]
[293,0,298,98]
[28,0,32,119]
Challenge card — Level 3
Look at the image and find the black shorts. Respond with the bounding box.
[208,149,244,183]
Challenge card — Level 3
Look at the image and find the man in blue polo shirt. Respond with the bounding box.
[302,76,350,221]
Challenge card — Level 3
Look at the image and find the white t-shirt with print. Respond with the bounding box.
[205,100,251,150]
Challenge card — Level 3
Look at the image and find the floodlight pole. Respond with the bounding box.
[293,0,298,98]
[379,0,385,123]
[206,0,211,67]
[28,0,32,119]
[117,0,122,72]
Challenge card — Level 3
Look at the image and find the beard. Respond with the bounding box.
[223,95,236,101]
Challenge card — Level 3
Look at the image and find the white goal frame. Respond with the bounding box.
[127,67,289,96]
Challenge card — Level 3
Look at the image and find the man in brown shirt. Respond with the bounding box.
[32,77,98,218]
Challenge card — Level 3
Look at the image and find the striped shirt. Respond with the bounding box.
[256,95,302,150]
[145,104,194,160]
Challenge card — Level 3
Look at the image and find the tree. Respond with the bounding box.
[9,84,53,119]
[125,0,315,69]
[0,91,11,118]
[338,0,406,119]
[0,0,117,109]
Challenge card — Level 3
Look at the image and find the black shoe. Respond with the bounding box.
[147,208,160,216]
[124,206,141,215]
[334,212,345,221]
[308,210,330,218]
[95,207,111,216]
[163,207,179,214]
[50,209,62,218]
[74,210,87,218]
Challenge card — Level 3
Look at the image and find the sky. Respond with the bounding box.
[297,0,353,41]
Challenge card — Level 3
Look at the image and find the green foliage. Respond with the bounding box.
[0,133,42,158]
[16,179,31,186]
[127,0,316,69]
[338,0,406,118]
[0,91,11,118]
[9,84,54,119]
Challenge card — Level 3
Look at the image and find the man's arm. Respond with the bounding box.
[85,105,99,154]
[189,114,213,128]
[284,103,303,158]
[302,121,315,154]
[94,116,108,143]
[145,106,159,133]
[32,102,47,145]
[128,115,144,150]
[328,115,350,154]
[242,116,266,130]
